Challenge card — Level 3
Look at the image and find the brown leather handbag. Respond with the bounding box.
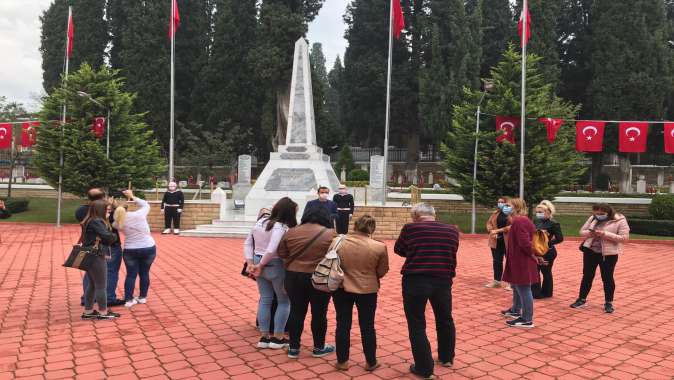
[63,224,101,271]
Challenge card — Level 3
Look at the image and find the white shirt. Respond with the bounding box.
[243,218,288,266]
[113,197,156,250]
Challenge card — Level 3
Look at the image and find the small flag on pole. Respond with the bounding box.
[518,1,531,48]
[392,0,405,40]
[67,8,74,58]
[169,0,180,39]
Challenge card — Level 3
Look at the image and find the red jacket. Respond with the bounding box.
[501,216,539,285]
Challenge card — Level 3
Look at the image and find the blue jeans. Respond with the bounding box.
[511,284,534,322]
[254,256,290,335]
[123,246,157,301]
[81,245,123,303]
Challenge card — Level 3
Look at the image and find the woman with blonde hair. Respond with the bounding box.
[531,200,563,299]
[500,198,544,328]
[333,215,389,372]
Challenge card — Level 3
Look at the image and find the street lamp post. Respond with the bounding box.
[77,91,110,158]
[471,80,494,235]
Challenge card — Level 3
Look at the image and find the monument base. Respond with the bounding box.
[232,183,252,201]
[366,186,386,204]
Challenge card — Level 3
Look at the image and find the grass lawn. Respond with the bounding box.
[0,198,82,224]
[438,212,674,241]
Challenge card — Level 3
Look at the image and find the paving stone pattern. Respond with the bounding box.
[1,224,673,379]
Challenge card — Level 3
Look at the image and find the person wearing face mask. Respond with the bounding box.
[531,200,563,299]
[486,197,512,289]
[333,215,389,372]
[571,203,629,314]
[161,181,184,235]
[303,186,338,227]
[333,184,355,234]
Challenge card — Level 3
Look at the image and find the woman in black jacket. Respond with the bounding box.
[81,199,120,320]
[531,200,564,299]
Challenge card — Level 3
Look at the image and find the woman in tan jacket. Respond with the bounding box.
[486,197,511,289]
[333,215,389,372]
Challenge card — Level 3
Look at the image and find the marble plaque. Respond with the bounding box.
[265,168,317,191]
[286,146,307,152]
[369,155,385,188]
[280,153,310,160]
[238,155,252,184]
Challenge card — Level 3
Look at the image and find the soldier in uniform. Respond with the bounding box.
[333,184,355,234]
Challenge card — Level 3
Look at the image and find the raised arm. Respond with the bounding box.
[90,219,117,245]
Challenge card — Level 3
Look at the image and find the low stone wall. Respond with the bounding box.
[424,199,650,217]
[127,201,220,231]
[353,206,412,240]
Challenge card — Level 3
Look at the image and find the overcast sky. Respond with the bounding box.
[0,0,349,112]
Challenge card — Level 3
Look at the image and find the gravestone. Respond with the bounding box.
[636,175,647,194]
[244,38,340,218]
[233,155,252,201]
[340,168,346,182]
[367,155,385,203]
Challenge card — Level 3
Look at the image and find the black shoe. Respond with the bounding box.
[506,317,535,328]
[81,310,100,320]
[97,311,120,320]
[108,299,126,307]
[570,299,586,309]
[268,337,289,349]
[312,344,335,358]
[501,309,520,318]
[257,337,270,349]
[604,303,614,314]
[410,364,434,379]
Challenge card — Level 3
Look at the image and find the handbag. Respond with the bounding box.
[532,230,549,257]
[312,235,347,293]
[63,224,101,271]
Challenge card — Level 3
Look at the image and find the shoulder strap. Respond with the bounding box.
[285,227,329,267]
[77,223,86,245]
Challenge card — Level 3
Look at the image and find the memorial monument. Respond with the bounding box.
[244,38,340,218]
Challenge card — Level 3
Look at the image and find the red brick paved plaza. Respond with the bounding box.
[1,223,673,379]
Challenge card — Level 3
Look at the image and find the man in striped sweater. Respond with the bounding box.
[394,203,459,380]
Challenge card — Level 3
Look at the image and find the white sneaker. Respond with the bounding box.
[125,299,138,308]
[485,280,501,288]
[162,229,171,234]
[173,229,180,235]
[503,283,512,291]
[135,297,147,304]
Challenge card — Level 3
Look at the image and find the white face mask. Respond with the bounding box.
[319,193,329,201]
[168,186,177,192]
[535,212,546,220]
[339,189,347,195]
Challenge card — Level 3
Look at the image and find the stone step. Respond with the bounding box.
[179,229,248,238]
[192,226,252,234]
[210,220,256,227]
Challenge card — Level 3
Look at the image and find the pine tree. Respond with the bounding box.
[33,64,164,196]
[310,43,343,152]
[589,0,672,190]
[40,0,108,93]
[443,47,584,208]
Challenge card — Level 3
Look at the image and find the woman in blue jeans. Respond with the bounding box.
[113,190,157,308]
[244,198,298,349]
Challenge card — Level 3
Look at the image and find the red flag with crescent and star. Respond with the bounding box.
[575,121,605,152]
[495,116,519,144]
[0,123,11,149]
[92,117,105,139]
[539,118,563,144]
[392,0,405,40]
[665,123,674,154]
[21,122,39,148]
[618,122,648,153]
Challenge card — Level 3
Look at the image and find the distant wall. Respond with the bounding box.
[127,201,220,231]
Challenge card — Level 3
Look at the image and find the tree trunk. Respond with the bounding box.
[405,131,419,185]
[7,148,16,199]
[590,153,602,189]
[274,85,290,151]
[618,155,632,194]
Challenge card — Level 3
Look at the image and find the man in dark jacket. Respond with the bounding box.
[78,187,125,307]
[303,186,338,227]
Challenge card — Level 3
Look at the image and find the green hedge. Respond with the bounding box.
[629,219,674,237]
[343,180,369,187]
[649,194,674,220]
[0,198,30,214]
[348,169,369,181]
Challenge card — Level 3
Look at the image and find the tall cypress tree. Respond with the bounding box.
[40,0,108,93]
[310,43,342,151]
[515,0,561,87]
[477,0,512,78]
[558,0,593,115]
[327,56,345,137]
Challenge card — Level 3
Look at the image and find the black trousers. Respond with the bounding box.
[333,289,377,366]
[579,250,618,302]
[285,271,331,350]
[402,275,455,377]
[336,211,351,235]
[491,238,506,281]
[532,250,557,298]
[164,207,181,229]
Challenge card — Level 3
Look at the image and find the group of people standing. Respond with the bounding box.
[486,197,630,329]
[76,187,157,320]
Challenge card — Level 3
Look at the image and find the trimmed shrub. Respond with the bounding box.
[628,219,674,237]
[348,169,369,182]
[596,173,610,191]
[343,180,368,188]
[649,194,674,220]
[1,198,29,214]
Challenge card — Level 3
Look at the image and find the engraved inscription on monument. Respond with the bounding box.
[369,155,385,188]
[265,168,317,191]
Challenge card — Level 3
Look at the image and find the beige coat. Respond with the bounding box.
[336,233,389,294]
[486,211,511,249]
[580,214,630,256]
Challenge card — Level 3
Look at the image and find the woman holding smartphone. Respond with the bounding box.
[571,204,629,314]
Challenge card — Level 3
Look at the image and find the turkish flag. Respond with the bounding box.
[21,122,39,147]
[575,121,606,152]
[496,116,519,144]
[0,123,11,149]
[67,8,74,58]
[665,123,674,154]
[618,122,648,153]
[518,2,531,48]
[392,0,405,40]
[539,118,563,144]
[92,117,105,139]
[169,0,180,39]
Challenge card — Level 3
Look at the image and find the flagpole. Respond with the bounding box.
[519,0,528,199]
[57,6,72,228]
[382,0,394,206]
[169,0,176,182]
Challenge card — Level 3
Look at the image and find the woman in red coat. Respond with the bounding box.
[500,198,544,328]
